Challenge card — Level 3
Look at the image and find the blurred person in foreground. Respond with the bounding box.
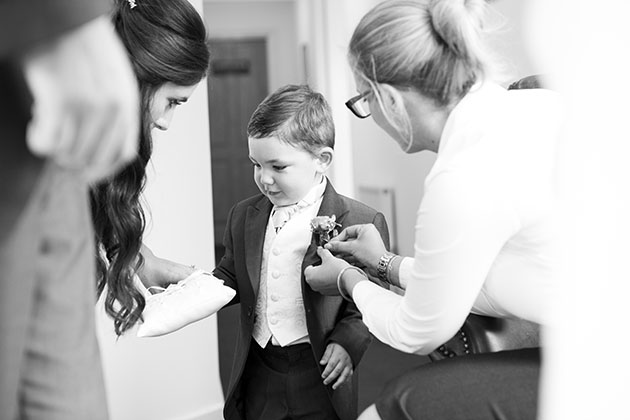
[0,0,139,418]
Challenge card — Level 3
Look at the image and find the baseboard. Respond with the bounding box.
[175,403,224,420]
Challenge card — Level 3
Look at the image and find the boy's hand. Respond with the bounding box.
[320,342,353,390]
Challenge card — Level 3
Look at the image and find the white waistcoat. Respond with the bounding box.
[252,202,321,347]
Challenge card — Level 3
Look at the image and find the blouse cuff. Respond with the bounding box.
[397,257,413,289]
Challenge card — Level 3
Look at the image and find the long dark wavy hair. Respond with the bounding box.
[91,0,210,336]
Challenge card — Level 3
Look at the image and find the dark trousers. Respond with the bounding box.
[376,348,540,420]
[242,341,339,420]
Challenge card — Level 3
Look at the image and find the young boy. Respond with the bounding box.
[213,84,389,420]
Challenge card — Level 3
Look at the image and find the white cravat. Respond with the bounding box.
[271,204,301,232]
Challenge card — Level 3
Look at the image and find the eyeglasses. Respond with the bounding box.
[345,90,371,119]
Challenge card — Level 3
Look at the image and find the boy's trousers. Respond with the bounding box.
[242,341,340,420]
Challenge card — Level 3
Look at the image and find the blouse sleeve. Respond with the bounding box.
[352,170,520,354]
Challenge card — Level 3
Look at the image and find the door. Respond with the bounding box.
[207,37,269,396]
[208,38,269,256]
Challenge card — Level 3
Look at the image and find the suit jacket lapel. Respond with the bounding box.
[245,196,273,296]
[302,179,350,272]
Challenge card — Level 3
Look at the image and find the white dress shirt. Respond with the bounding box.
[353,82,564,354]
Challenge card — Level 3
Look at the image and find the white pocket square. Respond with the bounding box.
[137,269,235,338]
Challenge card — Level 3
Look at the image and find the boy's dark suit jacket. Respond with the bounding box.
[214,180,390,420]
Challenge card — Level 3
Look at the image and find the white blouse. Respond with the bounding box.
[353,82,565,354]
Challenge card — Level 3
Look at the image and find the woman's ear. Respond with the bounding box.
[378,83,406,114]
[316,147,334,172]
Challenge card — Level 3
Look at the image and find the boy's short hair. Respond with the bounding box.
[247,84,335,155]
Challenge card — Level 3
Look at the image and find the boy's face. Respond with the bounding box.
[248,135,332,207]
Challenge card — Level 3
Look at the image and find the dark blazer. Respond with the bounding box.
[214,180,390,420]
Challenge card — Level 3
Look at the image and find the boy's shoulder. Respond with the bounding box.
[322,179,380,217]
[330,193,381,223]
[336,193,379,214]
[231,193,268,213]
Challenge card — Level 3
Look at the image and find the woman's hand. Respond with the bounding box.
[138,245,196,292]
[304,247,351,296]
[325,224,387,278]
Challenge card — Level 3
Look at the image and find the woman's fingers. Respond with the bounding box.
[325,238,354,255]
[315,246,334,260]
[305,250,351,295]
[330,224,365,243]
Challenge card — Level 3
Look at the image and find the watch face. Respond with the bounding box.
[377,253,393,281]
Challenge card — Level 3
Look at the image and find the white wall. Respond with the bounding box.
[293,0,358,195]
[203,0,299,93]
[96,1,224,419]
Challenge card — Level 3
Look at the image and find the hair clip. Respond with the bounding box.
[127,0,137,9]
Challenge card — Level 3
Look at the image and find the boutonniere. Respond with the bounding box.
[310,215,341,246]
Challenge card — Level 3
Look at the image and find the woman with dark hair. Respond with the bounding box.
[91,0,210,336]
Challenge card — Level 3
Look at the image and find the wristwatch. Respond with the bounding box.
[377,252,396,282]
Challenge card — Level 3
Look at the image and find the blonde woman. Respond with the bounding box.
[305,1,564,419]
